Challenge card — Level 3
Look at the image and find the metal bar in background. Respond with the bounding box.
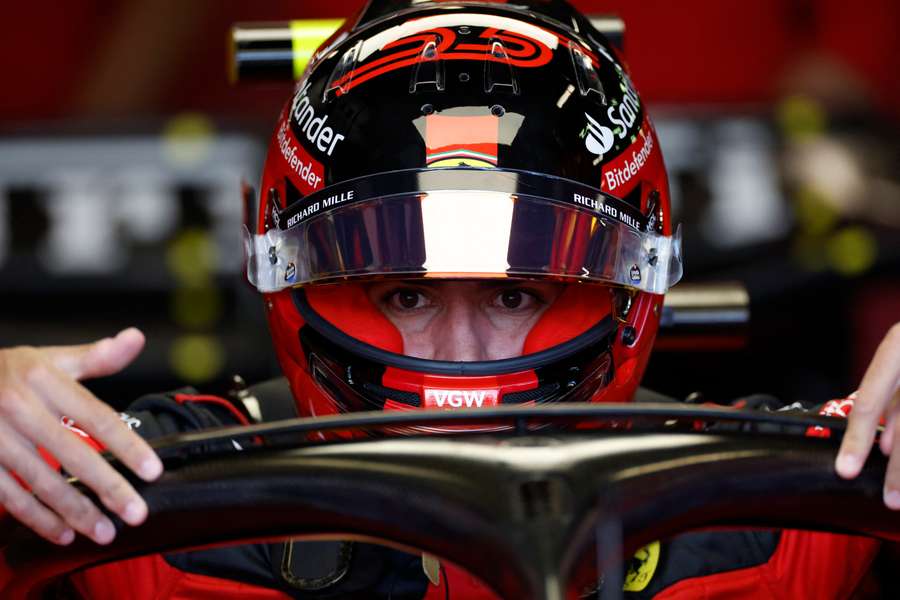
[655,282,750,351]
[229,20,344,84]
[229,15,624,83]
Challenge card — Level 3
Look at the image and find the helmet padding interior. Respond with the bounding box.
[522,284,612,354]
[304,281,613,359]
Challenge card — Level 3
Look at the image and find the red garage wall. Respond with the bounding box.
[2,0,898,124]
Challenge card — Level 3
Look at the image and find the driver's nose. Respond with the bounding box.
[430,297,490,362]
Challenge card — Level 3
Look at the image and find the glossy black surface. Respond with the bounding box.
[3,407,898,600]
[289,2,646,197]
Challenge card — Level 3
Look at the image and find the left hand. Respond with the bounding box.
[836,323,900,509]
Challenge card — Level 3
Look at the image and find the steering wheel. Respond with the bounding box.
[2,404,899,600]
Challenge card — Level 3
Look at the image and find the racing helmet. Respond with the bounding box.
[243,0,682,432]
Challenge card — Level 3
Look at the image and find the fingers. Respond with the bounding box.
[836,396,880,479]
[0,467,74,546]
[878,410,897,456]
[0,332,160,545]
[0,415,115,545]
[836,323,900,479]
[29,364,162,483]
[43,328,146,381]
[1,384,144,536]
[886,414,900,510]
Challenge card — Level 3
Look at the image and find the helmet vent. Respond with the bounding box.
[569,45,606,104]
[484,40,519,95]
[362,381,421,407]
[645,190,664,233]
[409,39,446,93]
[323,40,361,102]
[503,383,561,404]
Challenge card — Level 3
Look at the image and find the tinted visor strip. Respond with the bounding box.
[276,167,649,233]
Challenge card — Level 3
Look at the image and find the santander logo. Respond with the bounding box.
[424,389,500,409]
[584,112,615,157]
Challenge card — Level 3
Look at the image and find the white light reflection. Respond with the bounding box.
[557,84,575,109]
[421,190,514,275]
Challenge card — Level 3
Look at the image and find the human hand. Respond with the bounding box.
[836,323,900,508]
[0,328,163,545]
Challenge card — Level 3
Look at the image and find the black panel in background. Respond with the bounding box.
[8,186,49,252]
[643,229,900,406]
[177,184,212,229]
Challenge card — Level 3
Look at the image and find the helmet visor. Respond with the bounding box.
[246,168,682,294]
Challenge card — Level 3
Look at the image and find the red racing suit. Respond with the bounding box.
[10,381,886,599]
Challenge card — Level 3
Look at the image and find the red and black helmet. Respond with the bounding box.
[243,0,682,433]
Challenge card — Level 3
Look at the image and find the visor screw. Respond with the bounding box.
[459,72,470,83]
[490,104,506,117]
[685,391,704,404]
[458,25,470,35]
[267,246,278,265]
[421,103,435,115]
[566,368,579,387]
[621,326,637,347]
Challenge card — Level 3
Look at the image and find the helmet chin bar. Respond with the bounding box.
[294,290,617,423]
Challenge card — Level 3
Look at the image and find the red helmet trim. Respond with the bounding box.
[305,279,613,358]
[294,288,617,376]
[306,283,404,353]
[523,284,613,354]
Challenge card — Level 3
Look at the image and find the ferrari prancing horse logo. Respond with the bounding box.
[623,540,660,592]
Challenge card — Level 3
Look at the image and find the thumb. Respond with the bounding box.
[43,328,146,380]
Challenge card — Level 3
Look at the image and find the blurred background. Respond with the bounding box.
[0,0,898,409]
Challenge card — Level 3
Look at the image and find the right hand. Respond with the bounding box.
[837,322,900,508]
[0,328,163,545]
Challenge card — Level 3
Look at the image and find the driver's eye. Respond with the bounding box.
[500,290,523,309]
[491,288,539,311]
[391,289,427,310]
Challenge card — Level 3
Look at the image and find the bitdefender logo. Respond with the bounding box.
[584,112,615,157]
[424,389,500,409]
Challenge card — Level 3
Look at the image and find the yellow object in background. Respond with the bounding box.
[290,19,344,79]
[777,95,826,140]
[166,229,226,383]
[826,226,878,276]
[161,113,216,167]
[169,334,226,383]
